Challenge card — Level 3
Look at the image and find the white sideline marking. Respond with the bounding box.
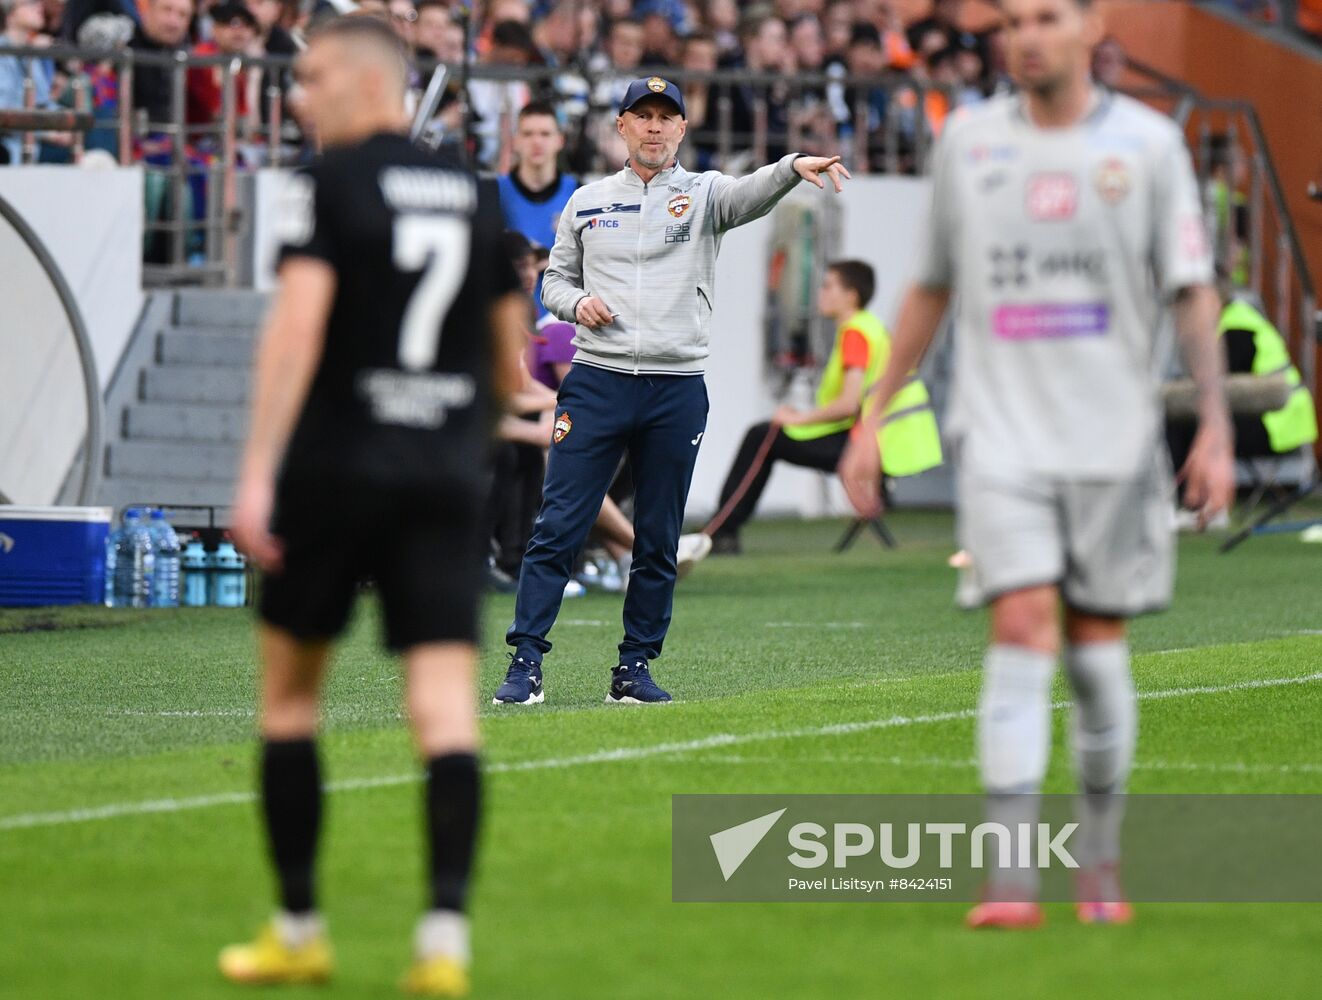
[559,619,608,627]
[1151,629,1322,656]
[692,753,1322,778]
[108,710,255,718]
[766,621,869,629]
[4,671,1321,833]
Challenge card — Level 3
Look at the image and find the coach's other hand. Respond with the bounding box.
[794,155,852,193]
[576,295,616,329]
[839,419,884,519]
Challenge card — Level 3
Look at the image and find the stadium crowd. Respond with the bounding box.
[0,0,1136,171]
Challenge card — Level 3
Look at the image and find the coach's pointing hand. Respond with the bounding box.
[793,155,852,193]
[576,295,616,329]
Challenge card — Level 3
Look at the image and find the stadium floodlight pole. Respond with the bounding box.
[410,63,450,143]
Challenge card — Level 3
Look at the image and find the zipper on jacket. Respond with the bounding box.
[634,179,646,374]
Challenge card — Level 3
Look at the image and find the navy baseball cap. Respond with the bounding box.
[618,76,686,119]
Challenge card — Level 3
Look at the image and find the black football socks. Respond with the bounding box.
[261,738,323,915]
[425,753,481,913]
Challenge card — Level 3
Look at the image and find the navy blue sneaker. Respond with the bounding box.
[605,660,672,704]
[492,656,544,705]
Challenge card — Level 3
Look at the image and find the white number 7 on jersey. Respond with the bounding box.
[392,214,471,371]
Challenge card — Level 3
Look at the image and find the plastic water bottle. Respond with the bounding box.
[211,536,247,607]
[104,509,156,607]
[181,536,209,607]
[147,508,181,607]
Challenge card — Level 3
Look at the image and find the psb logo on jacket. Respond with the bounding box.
[587,218,620,229]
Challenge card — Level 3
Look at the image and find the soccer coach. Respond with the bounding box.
[494,76,851,706]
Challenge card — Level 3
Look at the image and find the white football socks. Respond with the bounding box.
[415,910,470,963]
[275,910,324,948]
[1064,639,1136,869]
[978,644,1056,896]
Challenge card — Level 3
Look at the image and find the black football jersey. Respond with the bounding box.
[274,132,520,491]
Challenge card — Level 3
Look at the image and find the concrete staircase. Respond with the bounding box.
[96,289,267,515]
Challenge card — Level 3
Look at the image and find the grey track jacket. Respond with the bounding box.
[540,153,804,375]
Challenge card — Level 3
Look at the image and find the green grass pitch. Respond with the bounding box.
[2,512,1320,999]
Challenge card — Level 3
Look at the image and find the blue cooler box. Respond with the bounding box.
[0,506,113,607]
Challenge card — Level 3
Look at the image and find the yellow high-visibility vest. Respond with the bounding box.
[784,310,943,477]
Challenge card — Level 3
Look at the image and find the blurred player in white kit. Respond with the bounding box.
[841,0,1235,928]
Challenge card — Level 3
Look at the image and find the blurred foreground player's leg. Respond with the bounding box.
[840,0,1233,932]
[219,15,526,995]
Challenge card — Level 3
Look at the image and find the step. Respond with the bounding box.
[122,402,249,443]
[105,440,240,482]
[141,366,249,405]
[157,329,256,367]
[173,289,269,328]
[97,477,236,515]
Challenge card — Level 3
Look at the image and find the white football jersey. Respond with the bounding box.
[913,89,1214,478]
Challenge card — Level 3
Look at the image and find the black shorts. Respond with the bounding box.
[259,477,486,652]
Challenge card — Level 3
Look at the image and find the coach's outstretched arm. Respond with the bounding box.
[709,154,852,233]
[839,284,950,518]
[232,259,335,572]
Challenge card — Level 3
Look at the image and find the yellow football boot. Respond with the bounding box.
[400,954,470,997]
[218,920,333,985]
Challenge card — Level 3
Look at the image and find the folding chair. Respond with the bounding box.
[834,478,897,552]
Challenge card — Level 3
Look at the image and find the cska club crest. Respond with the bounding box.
[667,193,692,218]
[1094,158,1131,205]
[553,412,573,443]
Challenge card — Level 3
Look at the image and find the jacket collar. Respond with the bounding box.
[619,159,684,188]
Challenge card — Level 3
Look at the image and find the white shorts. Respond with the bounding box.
[954,453,1176,617]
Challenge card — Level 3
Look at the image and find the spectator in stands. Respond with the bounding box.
[831,21,888,166]
[589,16,642,110]
[39,0,61,34]
[483,0,529,31]
[678,29,719,169]
[905,0,962,51]
[730,14,792,161]
[857,0,916,68]
[414,0,459,60]
[821,0,853,65]
[490,229,559,589]
[532,0,594,66]
[245,0,297,123]
[58,0,135,43]
[186,1,256,126]
[702,0,739,61]
[0,0,60,165]
[468,18,534,167]
[74,11,133,157]
[247,0,296,52]
[639,8,678,64]
[1092,34,1126,90]
[497,99,577,310]
[790,13,825,73]
[953,33,986,97]
[387,0,417,47]
[129,0,193,125]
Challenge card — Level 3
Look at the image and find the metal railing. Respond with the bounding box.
[1126,58,1319,408]
[2,42,1316,390]
[1,45,958,284]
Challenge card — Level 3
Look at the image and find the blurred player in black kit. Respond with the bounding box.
[221,15,525,997]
